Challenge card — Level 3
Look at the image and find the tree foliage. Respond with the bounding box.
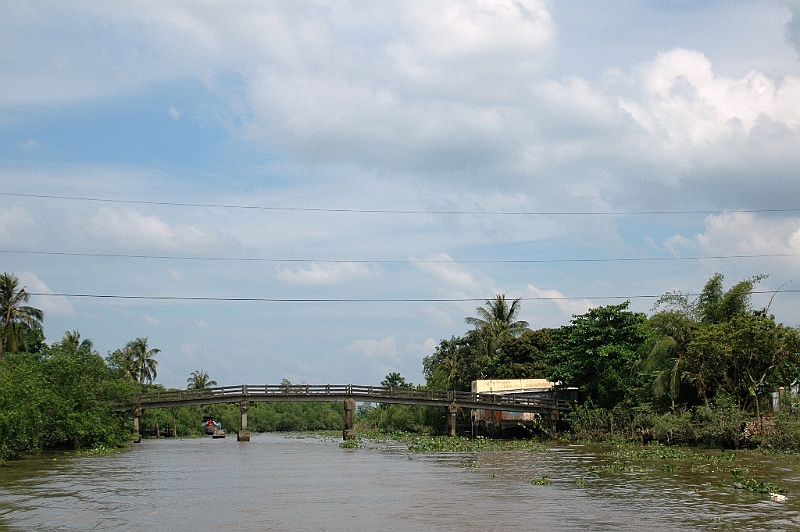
[106,337,161,386]
[465,294,529,361]
[187,369,217,390]
[0,272,44,359]
[548,302,649,409]
[0,331,136,460]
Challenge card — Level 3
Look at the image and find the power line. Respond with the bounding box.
[3,249,799,264]
[2,191,798,216]
[29,289,800,303]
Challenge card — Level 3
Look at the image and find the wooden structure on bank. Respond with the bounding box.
[116,383,574,443]
[471,379,578,435]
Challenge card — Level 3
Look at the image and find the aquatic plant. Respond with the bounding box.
[531,475,551,485]
[731,468,787,494]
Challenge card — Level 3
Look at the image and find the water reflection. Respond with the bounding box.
[1,435,798,531]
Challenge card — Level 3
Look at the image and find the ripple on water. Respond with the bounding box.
[1,436,799,531]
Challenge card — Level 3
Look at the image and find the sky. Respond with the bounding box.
[2,0,800,389]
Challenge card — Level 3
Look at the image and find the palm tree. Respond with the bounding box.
[465,294,529,358]
[127,337,160,385]
[60,330,94,356]
[187,370,217,390]
[636,308,697,410]
[0,272,44,359]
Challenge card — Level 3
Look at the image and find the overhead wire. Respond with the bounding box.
[2,191,798,216]
[28,289,799,303]
[2,249,799,264]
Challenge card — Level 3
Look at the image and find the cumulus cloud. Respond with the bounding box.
[527,284,595,318]
[348,336,400,361]
[87,207,229,254]
[181,342,199,356]
[410,253,478,291]
[0,206,33,246]
[618,48,800,148]
[276,262,377,285]
[17,271,73,318]
[666,212,800,254]
[785,0,800,56]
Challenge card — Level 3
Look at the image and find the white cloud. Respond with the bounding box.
[17,271,74,318]
[618,48,800,149]
[0,206,33,246]
[181,342,199,356]
[411,253,478,290]
[664,212,800,285]
[87,207,227,254]
[276,262,376,285]
[422,305,460,329]
[527,284,595,318]
[19,138,40,151]
[142,314,159,326]
[348,336,399,361]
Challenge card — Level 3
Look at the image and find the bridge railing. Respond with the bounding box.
[132,384,572,411]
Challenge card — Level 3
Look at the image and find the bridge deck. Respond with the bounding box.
[118,384,572,413]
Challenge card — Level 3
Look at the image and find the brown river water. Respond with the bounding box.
[1,433,799,531]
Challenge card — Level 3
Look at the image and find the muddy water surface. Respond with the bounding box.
[1,434,798,530]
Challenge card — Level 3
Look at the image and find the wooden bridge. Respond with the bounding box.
[118,383,573,442]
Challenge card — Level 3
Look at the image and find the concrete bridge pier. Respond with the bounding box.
[447,402,459,437]
[238,401,251,441]
[132,406,142,443]
[343,397,357,440]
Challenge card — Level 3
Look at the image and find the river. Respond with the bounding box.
[1,433,798,530]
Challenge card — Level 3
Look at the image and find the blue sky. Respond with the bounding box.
[2,0,800,388]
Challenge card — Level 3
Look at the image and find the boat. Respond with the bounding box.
[202,417,223,436]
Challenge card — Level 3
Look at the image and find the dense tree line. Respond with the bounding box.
[0,272,159,460]
[5,268,800,457]
[420,275,800,448]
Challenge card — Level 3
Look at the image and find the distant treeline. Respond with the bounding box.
[4,271,800,461]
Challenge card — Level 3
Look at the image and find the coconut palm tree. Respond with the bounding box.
[126,337,160,385]
[187,369,217,390]
[60,330,94,356]
[465,294,529,359]
[0,272,44,359]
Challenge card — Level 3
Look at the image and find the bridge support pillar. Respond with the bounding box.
[343,397,357,440]
[238,401,251,442]
[447,402,459,437]
[132,406,142,443]
[549,410,560,433]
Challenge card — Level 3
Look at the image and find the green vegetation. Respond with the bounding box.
[0,336,136,461]
[416,275,800,451]
[4,269,800,462]
[138,399,346,438]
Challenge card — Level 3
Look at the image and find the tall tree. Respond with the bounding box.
[636,311,696,411]
[684,312,800,414]
[646,273,769,408]
[548,302,650,409]
[127,337,160,385]
[0,273,44,359]
[465,294,529,360]
[187,369,217,390]
[381,372,412,389]
[58,330,94,357]
[654,273,766,325]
